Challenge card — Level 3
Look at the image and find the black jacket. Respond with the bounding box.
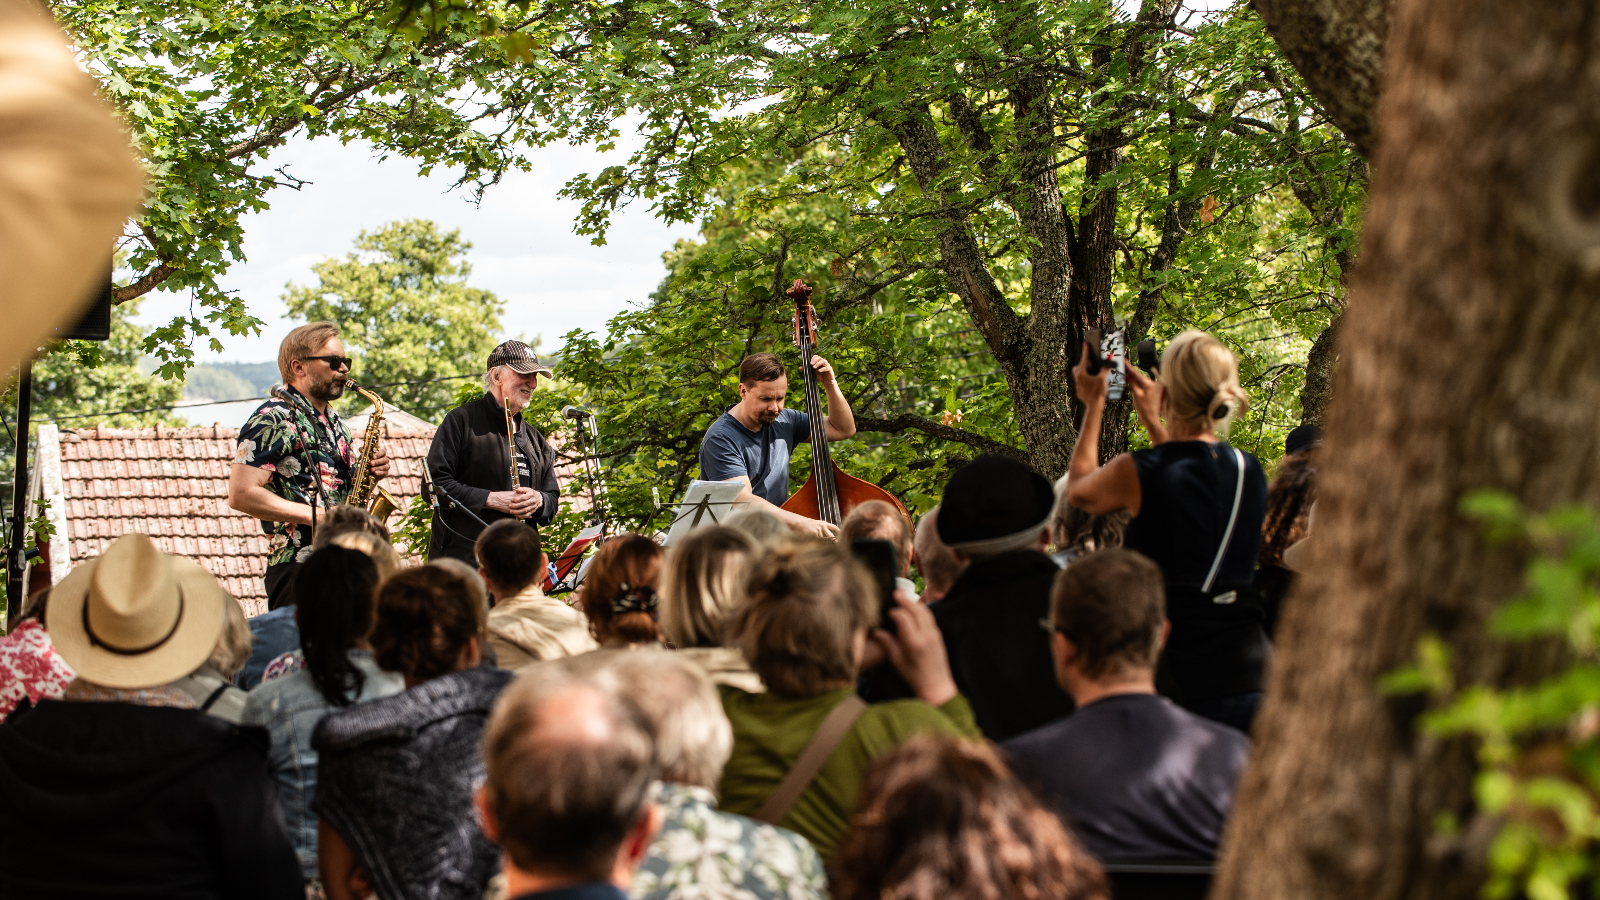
[426,392,559,564]
[0,699,302,899]
[932,550,1075,742]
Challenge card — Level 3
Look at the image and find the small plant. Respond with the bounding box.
[1383,490,1600,900]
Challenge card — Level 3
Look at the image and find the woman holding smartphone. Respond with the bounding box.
[1065,330,1269,734]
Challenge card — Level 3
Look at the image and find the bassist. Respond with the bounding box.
[698,352,855,538]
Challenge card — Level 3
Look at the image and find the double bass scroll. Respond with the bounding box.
[777,279,912,532]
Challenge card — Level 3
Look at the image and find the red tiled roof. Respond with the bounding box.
[46,423,435,617]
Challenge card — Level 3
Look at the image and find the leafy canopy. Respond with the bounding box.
[283,219,506,417]
[59,0,573,375]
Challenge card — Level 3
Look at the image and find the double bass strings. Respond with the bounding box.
[798,327,841,525]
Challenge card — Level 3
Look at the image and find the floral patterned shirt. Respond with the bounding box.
[0,619,75,719]
[235,389,354,567]
[633,782,827,900]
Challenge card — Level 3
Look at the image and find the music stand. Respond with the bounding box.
[543,523,604,594]
[662,480,747,547]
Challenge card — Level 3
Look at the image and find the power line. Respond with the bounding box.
[44,373,484,422]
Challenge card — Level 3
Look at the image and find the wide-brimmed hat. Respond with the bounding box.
[937,455,1055,555]
[487,340,554,378]
[47,533,227,689]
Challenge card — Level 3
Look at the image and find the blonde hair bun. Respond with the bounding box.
[1161,330,1249,434]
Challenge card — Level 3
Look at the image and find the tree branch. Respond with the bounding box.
[853,413,1025,459]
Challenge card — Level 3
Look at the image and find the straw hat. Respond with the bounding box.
[47,533,226,689]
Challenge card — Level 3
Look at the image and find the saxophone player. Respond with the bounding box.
[228,322,390,609]
[425,340,559,565]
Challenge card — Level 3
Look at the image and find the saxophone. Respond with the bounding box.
[346,380,401,522]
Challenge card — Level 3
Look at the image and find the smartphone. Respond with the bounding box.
[850,538,900,633]
[1084,328,1128,401]
[1137,338,1158,375]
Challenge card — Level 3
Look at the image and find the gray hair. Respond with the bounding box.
[723,506,790,547]
[483,364,506,393]
[552,649,733,789]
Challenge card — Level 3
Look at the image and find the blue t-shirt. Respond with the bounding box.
[698,407,811,505]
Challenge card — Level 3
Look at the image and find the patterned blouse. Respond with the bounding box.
[235,388,354,567]
[0,619,75,719]
[633,782,827,900]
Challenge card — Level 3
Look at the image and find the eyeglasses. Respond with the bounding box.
[1038,617,1065,636]
[303,355,352,371]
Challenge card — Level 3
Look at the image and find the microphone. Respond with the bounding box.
[269,382,292,402]
[562,405,594,421]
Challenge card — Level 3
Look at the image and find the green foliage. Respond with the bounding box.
[1384,491,1600,900]
[59,0,569,374]
[282,219,506,417]
[393,491,434,559]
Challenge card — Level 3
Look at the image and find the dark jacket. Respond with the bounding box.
[0,699,302,899]
[931,550,1074,742]
[426,392,559,564]
[312,666,515,900]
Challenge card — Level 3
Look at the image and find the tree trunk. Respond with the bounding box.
[1249,0,1390,156]
[1216,2,1600,900]
[1298,313,1340,427]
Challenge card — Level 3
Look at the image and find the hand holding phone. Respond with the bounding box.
[850,539,901,634]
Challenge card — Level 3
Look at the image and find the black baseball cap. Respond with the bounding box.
[487,340,554,378]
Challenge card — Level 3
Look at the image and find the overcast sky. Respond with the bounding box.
[136,130,702,368]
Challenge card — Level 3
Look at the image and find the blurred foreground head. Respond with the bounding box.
[0,0,144,372]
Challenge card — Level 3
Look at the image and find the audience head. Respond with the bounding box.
[1160,330,1249,435]
[48,533,227,690]
[722,506,790,547]
[1284,423,1322,457]
[475,519,546,599]
[17,588,49,624]
[327,530,401,580]
[659,525,758,649]
[311,503,391,550]
[912,507,965,604]
[1259,449,1317,569]
[839,501,912,577]
[370,565,485,686]
[833,734,1107,900]
[480,665,659,888]
[432,557,491,616]
[1051,473,1130,559]
[1049,549,1166,692]
[204,594,252,680]
[937,456,1055,562]
[558,650,733,789]
[294,545,381,706]
[731,537,876,699]
[582,534,663,647]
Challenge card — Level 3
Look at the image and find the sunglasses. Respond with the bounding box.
[303,355,352,371]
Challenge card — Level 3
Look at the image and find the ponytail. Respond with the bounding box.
[1162,330,1249,434]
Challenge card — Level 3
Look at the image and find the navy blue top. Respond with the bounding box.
[1122,441,1270,703]
[1003,693,1249,862]
[235,607,300,690]
[509,885,628,900]
[698,407,811,505]
[1123,441,1267,591]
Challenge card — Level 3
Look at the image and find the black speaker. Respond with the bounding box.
[56,269,113,342]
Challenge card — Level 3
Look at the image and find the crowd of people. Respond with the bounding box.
[0,328,1319,899]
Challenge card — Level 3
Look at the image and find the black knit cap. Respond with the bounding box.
[936,455,1056,549]
[1285,424,1322,456]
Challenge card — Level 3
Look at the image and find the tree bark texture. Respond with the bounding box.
[1216,3,1600,900]
[1250,0,1390,156]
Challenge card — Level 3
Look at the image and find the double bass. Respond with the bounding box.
[778,280,912,530]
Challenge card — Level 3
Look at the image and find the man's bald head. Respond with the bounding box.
[484,672,657,881]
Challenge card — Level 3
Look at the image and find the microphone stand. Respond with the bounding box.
[271,384,328,539]
[420,458,491,546]
[565,410,608,538]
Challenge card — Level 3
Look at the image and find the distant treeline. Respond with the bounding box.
[182,361,278,401]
